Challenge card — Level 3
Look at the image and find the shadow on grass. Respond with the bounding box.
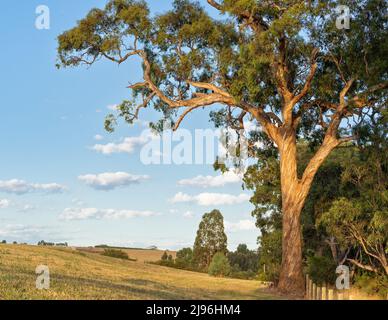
[0,265,213,300]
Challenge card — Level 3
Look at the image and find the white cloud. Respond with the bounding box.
[92,136,149,155]
[71,198,85,206]
[170,192,193,203]
[78,172,149,190]
[60,208,158,221]
[0,225,40,238]
[183,211,194,219]
[107,104,119,111]
[19,204,36,212]
[225,220,256,232]
[0,179,66,195]
[0,224,72,243]
[178,171,242,188]
[94,134,104,141]
[0,199,10,209]
[170,192,250,206]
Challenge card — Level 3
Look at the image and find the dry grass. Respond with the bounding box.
[0,244,282,300]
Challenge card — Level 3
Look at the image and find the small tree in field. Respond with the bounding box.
[193,209,227,269]
[161,251,169,261]
[209,252,231,277]
[58,0,387,294]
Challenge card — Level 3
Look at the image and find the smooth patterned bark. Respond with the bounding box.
[278,192,306,295]
[276,129,340,296]
[277,129,306,295]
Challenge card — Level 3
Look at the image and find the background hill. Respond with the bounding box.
[76,246,176,263]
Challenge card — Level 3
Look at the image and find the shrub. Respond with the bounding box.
[208,252,231,277]
[176,248,193,262]
[354,273,388,299]
[102,249,129,260]
[159,251,175,267]
[230,270,257,280]
[228,244,259,273]
[307,255,337,285]
[175,247,194,269]
[161,251,168,261]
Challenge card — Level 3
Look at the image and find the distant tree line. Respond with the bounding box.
[37,240,68,247]
[1,240,23,245]
[0,240,68,246]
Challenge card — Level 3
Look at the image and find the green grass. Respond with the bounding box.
[0,244,283,300]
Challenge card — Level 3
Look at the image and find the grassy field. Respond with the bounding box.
[0,244,282,300]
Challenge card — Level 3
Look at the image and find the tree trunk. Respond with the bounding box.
[277,129,306,296]
[277,197,305,295]
[275,128,339,296]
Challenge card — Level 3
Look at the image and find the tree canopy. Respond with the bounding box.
[58,0,387,135]
[193,209,228,269]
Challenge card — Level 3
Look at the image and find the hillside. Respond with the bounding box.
[76,246,176,263]
[0,245,281,300]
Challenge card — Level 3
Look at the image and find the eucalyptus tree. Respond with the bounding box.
[58,0,387,294]
[193,209,228,269]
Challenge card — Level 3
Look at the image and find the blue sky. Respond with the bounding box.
[0,0,259,250]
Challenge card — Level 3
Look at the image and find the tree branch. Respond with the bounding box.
[186,80,231,97]
[241,102,281,145]
[347,259,379,273]
[102,50,143,65]
[173,105,203,131]
[207,0,222,10]
[339,78,355,109]
[349,82,388,108]
[299,80,356,190]
[132,92,156,120]
[207,0,268,32]
[137,51,236,109]
[291,48,319,106]
[300,136,340,191]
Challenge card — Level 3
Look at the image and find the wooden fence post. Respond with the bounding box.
[312,283,317,300]
[317,287,322,300]
[328,289,334,300]
[310,279,313,299]
[306,275,310,299]
[322,286,327,300]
